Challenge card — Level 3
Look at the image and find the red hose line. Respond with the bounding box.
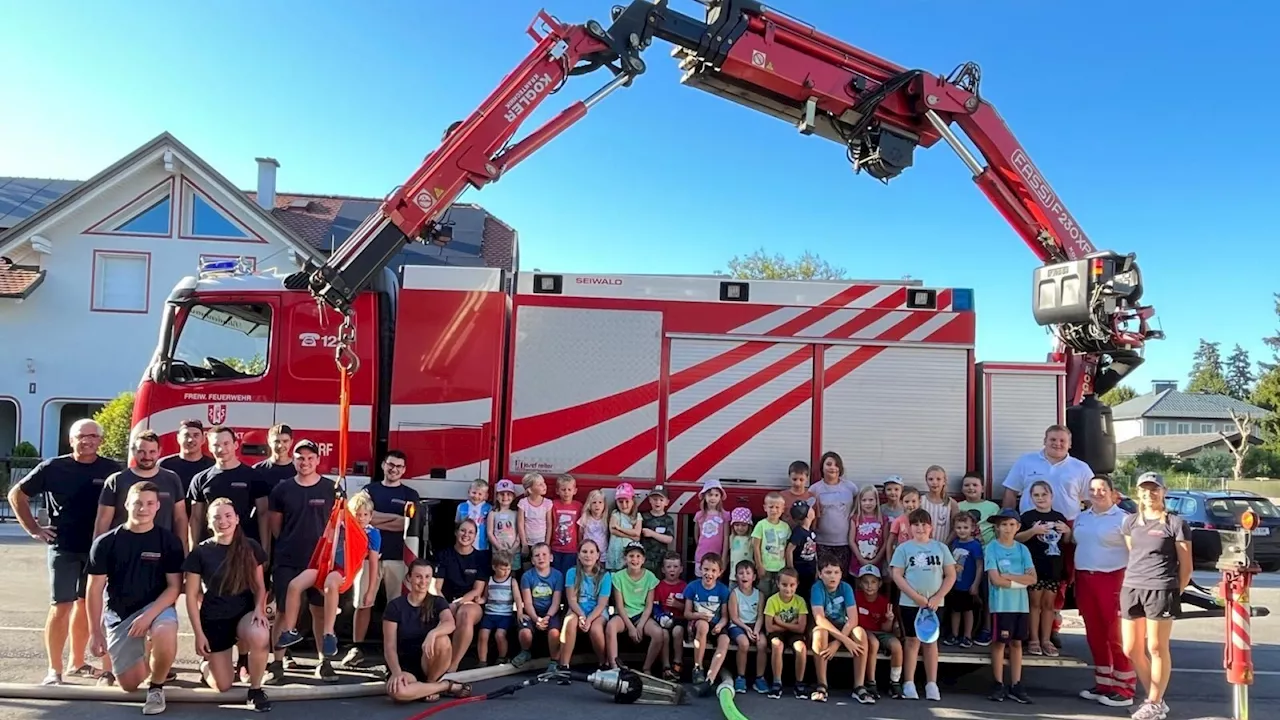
[401,694,486,720]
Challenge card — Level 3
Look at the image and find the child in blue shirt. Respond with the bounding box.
[810,556,871,704]
[683,553,731,690]
[456,479,493,551]
[984,509,1035,704]
[944,512,984,648]
[514,543,564,670]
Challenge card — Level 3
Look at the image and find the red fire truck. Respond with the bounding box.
[132,0,1159,528]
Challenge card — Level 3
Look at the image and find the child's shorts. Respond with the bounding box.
[552,551,576,575]
[871,630,896,646]
[480,613,516,633]
[945,589,977,613]
[992,612,1030,643]
[1031,579,1061,593]
[653,608,683,632]
[898,605,929,640]
[521,614,562,632]
[767,630,807,651]
[726,626,758,644]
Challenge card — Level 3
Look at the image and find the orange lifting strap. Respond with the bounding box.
[306,311,367,593]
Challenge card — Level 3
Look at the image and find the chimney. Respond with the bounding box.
[255,157,279,211]
[1152,380,1178,394]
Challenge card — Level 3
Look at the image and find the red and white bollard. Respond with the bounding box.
[1220,509,1261,720]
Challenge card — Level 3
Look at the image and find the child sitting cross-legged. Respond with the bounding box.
[763,567,809,699]
[277,492,381,658]
[683,553,732,693]
[607,542,666,675]
[513,543,564,670]
[809,555,872,704]
[726,559,768,694]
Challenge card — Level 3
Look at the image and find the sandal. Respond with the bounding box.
[1027,640,1043,656]
[69,664,103,679]
[97,672,117,687]
[1042,642,1060,657]
[444,681,472,698]
[810,684,828,702]
[662,667,679,682]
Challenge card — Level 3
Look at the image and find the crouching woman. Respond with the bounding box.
[184,498,273,711]
[384,560,473,702]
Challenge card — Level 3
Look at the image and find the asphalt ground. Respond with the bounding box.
[0,524,1273,719]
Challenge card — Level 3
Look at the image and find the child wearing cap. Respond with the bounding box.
[785,500,818,601]
[984,508,1035,704]
[752,492,790,598]
[780,460,817,528]
[549,474,583,576]
[880,476,906,521]
[640,488,675,574]
[856,565,903,699]
[693,480,729,572]
[889,508,956,701]
[728,508,755,573]
[606,483,641,572]
[489,480,521,571]
[608,542,666,675]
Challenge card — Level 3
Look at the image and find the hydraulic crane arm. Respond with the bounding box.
[294,0,1159,401]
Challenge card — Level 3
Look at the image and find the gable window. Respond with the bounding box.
[1176,422,1191,434]
[1151,422,1168,436]
[180,179,254,240]
[85,178,174,237]
[92,251,150,313]
[1200,423,1215,433]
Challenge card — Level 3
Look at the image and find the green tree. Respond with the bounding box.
[1194,448,1234,479]
[1186,339,1230,395]
[1099,384,1137,406]
[1225,344,1254,400]
[223,354,266,375]
[93,392,135,461]
[1132,448,1173,473]
[1260,292,1280,373]
[1254,367,1280,448]
[722,249,847,280]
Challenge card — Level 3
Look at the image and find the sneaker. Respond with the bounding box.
[340,646,365,668]
[867,684,881,700]
[974,629,992,646]
[853,686,875,704]
[959,637,974,649]
[547,660,561,675]
[889,681,905,699]
[924,682,941,701]
[794,682,808,699]
[1008,683,1032,704]
[142,687,166,715]
[767,681,783,699]
[692,666,706,685]
[511,651,532,668]
[275,629,304,650]
[1130,700,1168,720]
[40,670,61,686]
[247,688,272,713]
[321,633,339,658]
[902,681,919,700]
[942,635,959,646]
[1100,692,1135,707]
[1080,686,1106,701]
[281,651,298,670]
[753,677,770,694]
[265,661,285,686]
[315,660,338,684]
[734,676,746,693]
[988,682,1008,702]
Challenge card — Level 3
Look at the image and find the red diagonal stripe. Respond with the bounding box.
[510,283,879,452]
[669,346,885,482]
[572,343,811,475]
[875,310,943,342]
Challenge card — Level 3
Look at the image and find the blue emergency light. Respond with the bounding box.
[952,288,974,311]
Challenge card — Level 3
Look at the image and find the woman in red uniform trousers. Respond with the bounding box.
[1071,476,1136,707]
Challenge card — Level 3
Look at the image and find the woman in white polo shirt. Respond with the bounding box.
[1071,476,1135,708]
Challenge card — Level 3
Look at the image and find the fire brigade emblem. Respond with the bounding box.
[207,403,228,425]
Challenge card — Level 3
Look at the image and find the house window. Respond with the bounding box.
[1152,422,1168,436]
[1176,422,1191,434]
[1200,423,1215,433]
[91,251,150,313]
[181,179,252,240]
[85,178,174,237]
[116,197,172,235]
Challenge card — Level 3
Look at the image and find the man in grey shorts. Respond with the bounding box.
[87,481,184,714]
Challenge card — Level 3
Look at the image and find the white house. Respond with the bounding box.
[1111,380,1269,444]
[0,132,521,458]
[0,133,321,456]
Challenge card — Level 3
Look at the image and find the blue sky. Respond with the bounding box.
[3,0,1277,391]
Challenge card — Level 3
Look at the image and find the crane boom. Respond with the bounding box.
[290,0,1159,403]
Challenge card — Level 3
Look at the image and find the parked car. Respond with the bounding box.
[1164,491,1280,572]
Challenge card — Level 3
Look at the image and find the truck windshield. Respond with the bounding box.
[164,302,272,382]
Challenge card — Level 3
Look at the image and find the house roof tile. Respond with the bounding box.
[0,259,45,298]
[1116,431,1261,458]
[1111,389,1269,420]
